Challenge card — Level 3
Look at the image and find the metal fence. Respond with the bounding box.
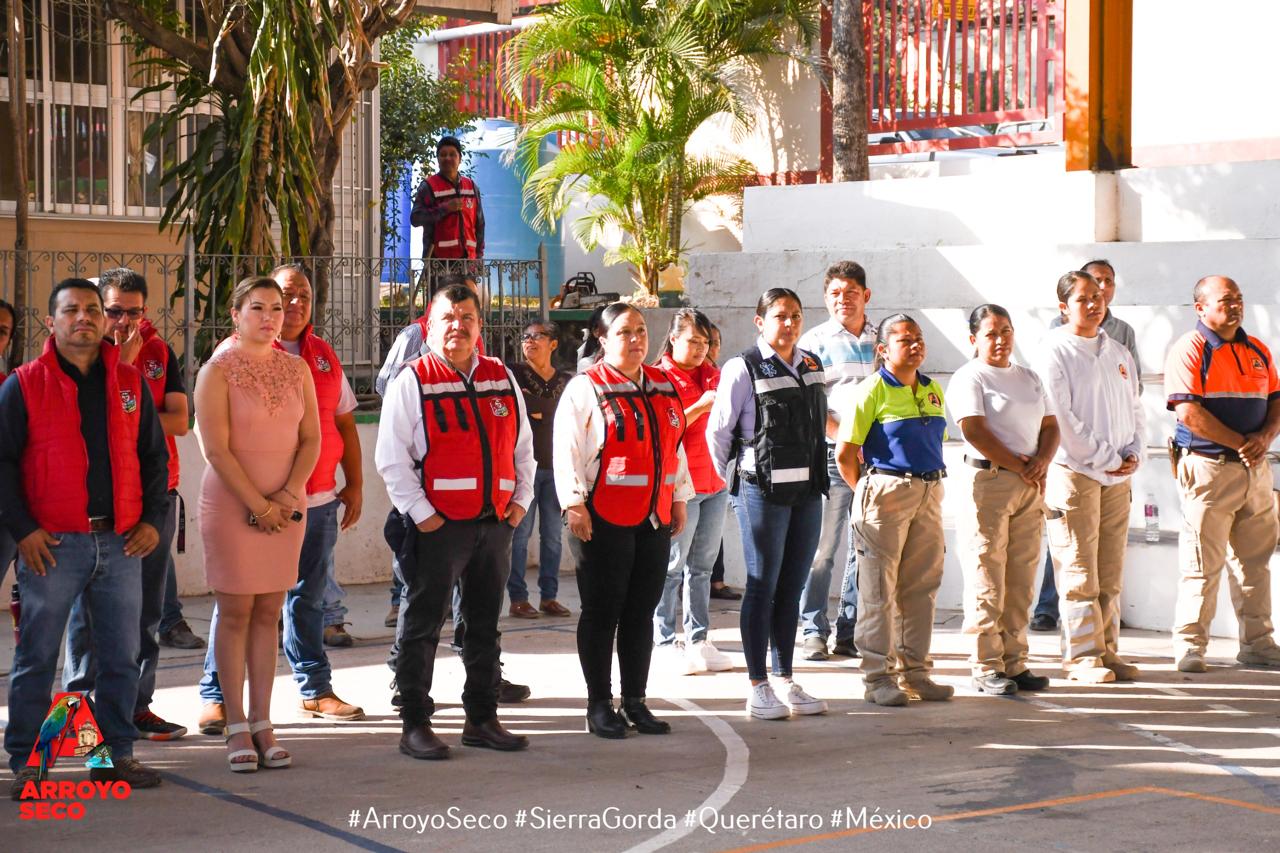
[0,247,547,400]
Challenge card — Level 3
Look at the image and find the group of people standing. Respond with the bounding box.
[5,254,1280,792]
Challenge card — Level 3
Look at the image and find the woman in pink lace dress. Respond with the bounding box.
[195,276,320,772]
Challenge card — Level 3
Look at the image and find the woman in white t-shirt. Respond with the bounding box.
[947,304,1059,696]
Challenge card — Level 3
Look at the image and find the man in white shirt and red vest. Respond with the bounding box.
[62,268,192,742]
[197,264,366,733]
[1,278,169,797]
[376,284,535,760]
[410,135,485,262]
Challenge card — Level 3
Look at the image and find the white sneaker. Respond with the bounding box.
[687,640,733,673]
[782,680,828,715]
[746,682,790,720]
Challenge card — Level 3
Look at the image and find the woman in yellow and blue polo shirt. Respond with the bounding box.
[836,314,951,707]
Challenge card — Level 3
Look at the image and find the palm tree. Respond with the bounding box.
[503,0,819,294]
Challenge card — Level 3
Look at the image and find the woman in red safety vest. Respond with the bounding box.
[553,303,693,740]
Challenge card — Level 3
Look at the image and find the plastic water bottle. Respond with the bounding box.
[1144,493,1160,543]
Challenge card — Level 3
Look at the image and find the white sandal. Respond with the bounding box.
[250,720,291,769]
[225,722,259,773]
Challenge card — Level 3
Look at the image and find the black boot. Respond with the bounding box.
[620,698,671,735]
[585,700,627,739]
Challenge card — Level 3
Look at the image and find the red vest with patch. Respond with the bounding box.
[585,361,686,526]
[136,321,180,490]
[277,327,345,495]
[425,173,479,258]
[16,338,144,534]
[414,352,518,521]
[657,355,723,494]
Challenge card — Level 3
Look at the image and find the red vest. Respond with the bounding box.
[136,321,180,490]
[414,351,519,521]
[16,338,145,534]
[657,355,723,494]
[277,327,345,495]
[425,173,479,259]
[585,361,686,526]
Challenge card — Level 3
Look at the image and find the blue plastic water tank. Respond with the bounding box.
[462,118,564,296]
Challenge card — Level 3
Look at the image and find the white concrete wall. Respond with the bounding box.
[1132,0,1280,150]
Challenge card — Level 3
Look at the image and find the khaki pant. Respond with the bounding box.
[1172,455,1277,656]
[1045,466,1130,672]
[851,474,945,687]
[956,467,1044,677]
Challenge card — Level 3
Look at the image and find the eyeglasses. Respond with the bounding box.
[521,332,550,342]
[104,307,145,319]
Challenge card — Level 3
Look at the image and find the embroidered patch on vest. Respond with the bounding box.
[143,359,163,380]
[120,390,137,415]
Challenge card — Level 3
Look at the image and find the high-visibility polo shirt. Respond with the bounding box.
[1165,320,1280,455]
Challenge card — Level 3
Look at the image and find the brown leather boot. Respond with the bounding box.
[299,692,365,721]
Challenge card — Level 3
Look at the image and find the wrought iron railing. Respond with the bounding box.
[0,248,546,402]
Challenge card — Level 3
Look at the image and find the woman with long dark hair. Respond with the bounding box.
[706,289,829,720]
[653,308,732,673]
[948,304,1058,695]
[554,302,692,738]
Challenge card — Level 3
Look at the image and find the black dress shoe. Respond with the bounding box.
[1012,670,1050,691]
[1029,614,1058,633]
[620,698,671,735]
[400,724,450,760]
[585,700,628,739]
[709,584,742,601]
[461,718,529,751]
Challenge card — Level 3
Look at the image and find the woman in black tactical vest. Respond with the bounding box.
[706,289,830,721]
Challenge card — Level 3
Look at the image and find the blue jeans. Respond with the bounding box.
[654,488,729,644]
[6,532,141,771]
[508,469,562,603]
[201,500,338,701]
[1034,549,1058,618]
[799,448,859,641]
[65,495,177,713]
[732,480,824,681]
[322,551,348,627]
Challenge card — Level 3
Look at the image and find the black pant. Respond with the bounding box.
[397,519,513,726]
[574,513,671,702]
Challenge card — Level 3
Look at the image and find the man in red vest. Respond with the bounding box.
[376,284,534,759]
[196,264,365,733]
[63,268,193,743]
[410,135,486,262]
[0,278,169,797]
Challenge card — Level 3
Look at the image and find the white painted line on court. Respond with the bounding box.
[625,697,750,853]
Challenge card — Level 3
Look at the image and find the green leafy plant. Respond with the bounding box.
[503,0,819,293]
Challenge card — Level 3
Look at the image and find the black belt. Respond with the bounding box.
[88,517,113,533]
[964,455,995,470]
[1177,446,1242,465]
[865,467,945,482]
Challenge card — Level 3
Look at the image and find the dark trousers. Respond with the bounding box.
[574,513,671,702]
[397,518,513,726]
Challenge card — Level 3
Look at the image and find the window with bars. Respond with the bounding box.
[0,0,207,218]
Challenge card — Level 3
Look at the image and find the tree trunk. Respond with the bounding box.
[831,0,869,182]
[7,0,29,363]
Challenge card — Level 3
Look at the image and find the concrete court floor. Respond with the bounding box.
[2,581,1279,852]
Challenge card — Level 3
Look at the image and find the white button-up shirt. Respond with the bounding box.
[376,349,535,524]
[553,368,694,528]
[1033,326,1144,485]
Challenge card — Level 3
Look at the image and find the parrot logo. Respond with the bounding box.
[34,694,80,780]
